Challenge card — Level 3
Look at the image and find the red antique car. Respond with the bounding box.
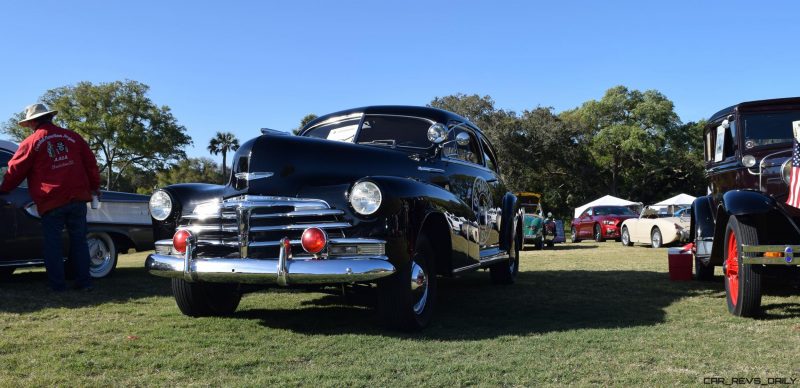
[571,205,638,242]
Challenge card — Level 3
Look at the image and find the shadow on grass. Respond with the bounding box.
[235,269,726,339]
[0,266,171,314]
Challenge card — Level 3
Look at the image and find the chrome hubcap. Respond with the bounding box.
[410,261,428,315]
[653,231,661,247]
[88,236,112,276]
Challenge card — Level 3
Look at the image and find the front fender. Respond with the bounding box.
[722,190,778,216]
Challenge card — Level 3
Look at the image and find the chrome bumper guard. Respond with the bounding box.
[145,236,396,285]
[741,245,800,265]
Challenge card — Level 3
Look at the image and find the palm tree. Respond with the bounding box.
[207,132,240,182]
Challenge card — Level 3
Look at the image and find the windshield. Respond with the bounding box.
[303,114,435,149]
[742,110,800,149]
[594,206,637,216]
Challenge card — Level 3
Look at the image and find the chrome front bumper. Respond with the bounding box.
[145,237,396,285]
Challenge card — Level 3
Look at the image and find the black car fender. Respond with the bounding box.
[361,175,476,273]
[709,190,798,264]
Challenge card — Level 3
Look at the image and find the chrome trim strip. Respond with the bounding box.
[250,209,344,219]
[181,213,237,220]
[0,259,44,268]
[184,225,239,233]
[183,233,196,282]
[741,244,800,252]
[237,207,251,258]
[234,172,274,181]
[479,253,510,265]
[249,222,351,232]
[452,263,481,273]
[418,166,445,173]
[329,238,386,245]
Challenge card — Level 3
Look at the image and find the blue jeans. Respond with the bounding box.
[41,202,91,291]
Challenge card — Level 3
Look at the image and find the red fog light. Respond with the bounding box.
[301,227,327,254]
[173,229,192,254]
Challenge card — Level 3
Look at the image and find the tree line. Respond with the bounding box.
[2,81,706,218]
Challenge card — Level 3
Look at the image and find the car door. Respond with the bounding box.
[579,208,593,238]
[0,150,17,263]
[441,123,488,266]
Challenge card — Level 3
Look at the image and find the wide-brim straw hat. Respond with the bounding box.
[18,103,57,125]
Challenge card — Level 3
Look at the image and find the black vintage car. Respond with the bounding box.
[0,140,154,279]
[691,97,800,317]
[145,106,521,330]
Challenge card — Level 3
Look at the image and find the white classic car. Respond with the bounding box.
[619,206,690,248]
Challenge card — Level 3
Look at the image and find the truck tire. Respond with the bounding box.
[171,279,242,317]
[490,225,519,285]
[695,257,714,281]
[724,216,762,317]
[377,234,437,331]
[87,232,118,278]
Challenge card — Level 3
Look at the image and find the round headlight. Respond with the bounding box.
[427,123,448,144]
[741,155,756,168]
[783,159,792,185]
[349,181,382,215]
[149,190,173,221]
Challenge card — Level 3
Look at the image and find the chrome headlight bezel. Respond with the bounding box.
[783,159,792,185]
[349,181,382,215]
[149,190,173,221]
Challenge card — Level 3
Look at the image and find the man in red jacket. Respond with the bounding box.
[0,104,101,291]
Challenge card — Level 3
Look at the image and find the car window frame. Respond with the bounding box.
[443,121,486,168]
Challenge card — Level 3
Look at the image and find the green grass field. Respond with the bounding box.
[1,242,799,386]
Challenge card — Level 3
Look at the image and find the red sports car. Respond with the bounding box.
[571,205,638,242]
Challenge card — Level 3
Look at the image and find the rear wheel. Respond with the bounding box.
[172,279,242,317]
[491,225,519,285]
[724,216,762,317]
[594,224,604,242]
[88,232,118,278]
[570,228,580,243]
[620,227,632,247]
[377,234,437,331]
[650,227,662,249]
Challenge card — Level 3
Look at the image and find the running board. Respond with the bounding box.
[452,252,510,273]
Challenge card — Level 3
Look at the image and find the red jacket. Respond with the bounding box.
[0,123,101,215]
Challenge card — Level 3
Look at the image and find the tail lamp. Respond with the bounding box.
[173,229,193,254]
[301,227,327,254]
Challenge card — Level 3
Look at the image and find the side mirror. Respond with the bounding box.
[456,132,470,146]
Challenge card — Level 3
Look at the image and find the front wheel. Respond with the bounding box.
[377,234,438,331]
[650,228,662,249]
[724,216,762,317]
[594,224,604,242]
[621,227,632,247]
[172,279,242,317]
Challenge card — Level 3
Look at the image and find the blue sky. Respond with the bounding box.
[1,0,799,163]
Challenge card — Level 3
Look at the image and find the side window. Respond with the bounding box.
[705,130,714,162]
[480,138,498,172]
[444,123,482,165]
[711,118,737,162]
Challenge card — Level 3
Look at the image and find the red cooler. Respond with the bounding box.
[667,248,693,281]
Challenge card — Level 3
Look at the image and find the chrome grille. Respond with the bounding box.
[178,195,348,258]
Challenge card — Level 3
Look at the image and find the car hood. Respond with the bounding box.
[234,133,429,197]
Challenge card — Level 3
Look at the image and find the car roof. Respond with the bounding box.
[0,139,18,153]
[301,105,480,133]
[709,97,800,122]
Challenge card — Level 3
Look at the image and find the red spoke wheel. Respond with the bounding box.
[723,216,762,317]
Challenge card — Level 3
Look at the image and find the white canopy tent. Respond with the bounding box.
[653,193,696,207]
[573,195,641,219]
[652,193,696,215]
